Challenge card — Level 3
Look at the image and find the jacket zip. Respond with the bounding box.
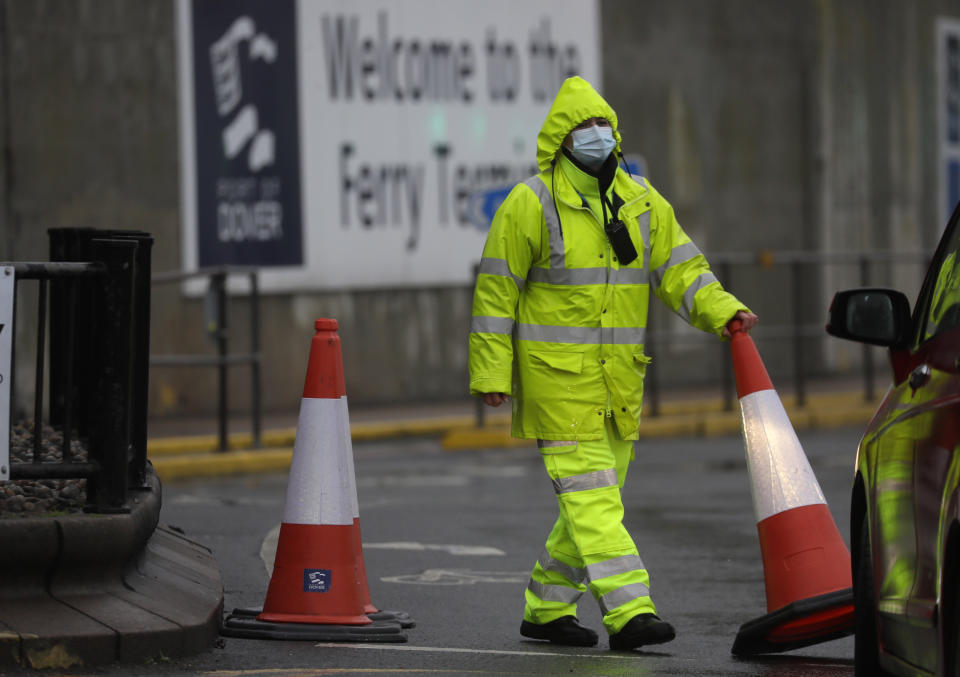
[555,174,628,422]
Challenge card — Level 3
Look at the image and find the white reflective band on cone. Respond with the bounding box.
[282,396,355,526]
[739,389,826,522]
[339,396,361,520]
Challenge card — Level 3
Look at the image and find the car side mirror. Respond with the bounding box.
[826,288,912,349]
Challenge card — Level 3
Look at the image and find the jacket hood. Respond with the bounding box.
[536,76,621,172]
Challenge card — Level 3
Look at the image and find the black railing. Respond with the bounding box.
[150,267,262,452]
[2,229,152,513]
[643,249,931,416]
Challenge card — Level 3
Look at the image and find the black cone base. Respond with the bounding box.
[368,609,416,628]
[221,607,406,643]
[731,589,855,656]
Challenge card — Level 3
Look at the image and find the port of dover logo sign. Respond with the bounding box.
[181,0,304,269]
[303,568,332,593]
[177,0,600,292]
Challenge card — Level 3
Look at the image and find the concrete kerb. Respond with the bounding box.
[146,413,514,458]
[0,468,224,669]
[148,391,881,481]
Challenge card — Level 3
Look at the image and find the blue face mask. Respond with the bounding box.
[570,125,616,168]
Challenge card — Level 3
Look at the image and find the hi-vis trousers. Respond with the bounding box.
[523,416,656,634]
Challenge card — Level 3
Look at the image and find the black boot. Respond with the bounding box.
[608,613,676,650]
[520,616,599,647]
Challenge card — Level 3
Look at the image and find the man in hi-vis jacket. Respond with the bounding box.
[468,77,758,651]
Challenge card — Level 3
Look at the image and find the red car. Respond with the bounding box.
[827,203,960,676]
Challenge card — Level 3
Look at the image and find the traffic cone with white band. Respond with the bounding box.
[337,363,415,628]
[221,319,405,642]
[728,321,855,655]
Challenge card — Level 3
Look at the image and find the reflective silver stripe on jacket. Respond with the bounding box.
[527,267,605,285]
[537,549,586,584]
[677,272,719,323]
[478,256,525,290]
[518,324,598,344]
[527,266,649,286]
[652,241,702,289]
[517,324,646,345]
[527,579,583,604]
[613,267,649,285]
[600,326,647,346]
[631,178,651,271]
[585,554,645,582]
[470,316,515,334]
[636,208,651,269]
[537,440,578,449]
[598,581,652,615]
[524,176,565,270]
[552,468,618,495]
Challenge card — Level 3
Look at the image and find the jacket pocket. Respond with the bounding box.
[522,350,585,405]
[520,349,592,436]
[530,350,584,373]
[628,353,652,390]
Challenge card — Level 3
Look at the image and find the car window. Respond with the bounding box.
[921,222,960,342]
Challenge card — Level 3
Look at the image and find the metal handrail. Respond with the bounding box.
[150,267,262,451]
[706,249,930,265]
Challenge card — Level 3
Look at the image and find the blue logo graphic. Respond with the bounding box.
[466,184,513,232]
[622,153,647,177]
[464,154,649,233]
[303,568,332,593]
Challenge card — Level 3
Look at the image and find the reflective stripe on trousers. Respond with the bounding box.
[523,417,656,634]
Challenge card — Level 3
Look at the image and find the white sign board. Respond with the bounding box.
[177,0,600,291]
[0,267,12,482]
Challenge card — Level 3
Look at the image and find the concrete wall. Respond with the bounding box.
[603,0,822,383]
[603,0,957,381]
[1,0,958,420]
[0,2,183,418]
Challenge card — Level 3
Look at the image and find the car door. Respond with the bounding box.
[864,211,960,673]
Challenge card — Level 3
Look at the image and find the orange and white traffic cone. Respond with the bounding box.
[221,319,406,642]
[728,322,855,655]
[337,353,416,629]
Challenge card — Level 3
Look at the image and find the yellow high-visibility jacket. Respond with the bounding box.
[469,76,747,441]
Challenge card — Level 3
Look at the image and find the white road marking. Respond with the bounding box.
[261,524,507,577]
[364,542,505,556]
[381,568,527,585]
[357,475,469,488]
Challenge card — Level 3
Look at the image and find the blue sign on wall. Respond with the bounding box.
[191,0,303,267]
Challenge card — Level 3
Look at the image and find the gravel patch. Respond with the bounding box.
[0,421,88,517]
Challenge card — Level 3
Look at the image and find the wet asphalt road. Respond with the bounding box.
[53,426,862,676]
